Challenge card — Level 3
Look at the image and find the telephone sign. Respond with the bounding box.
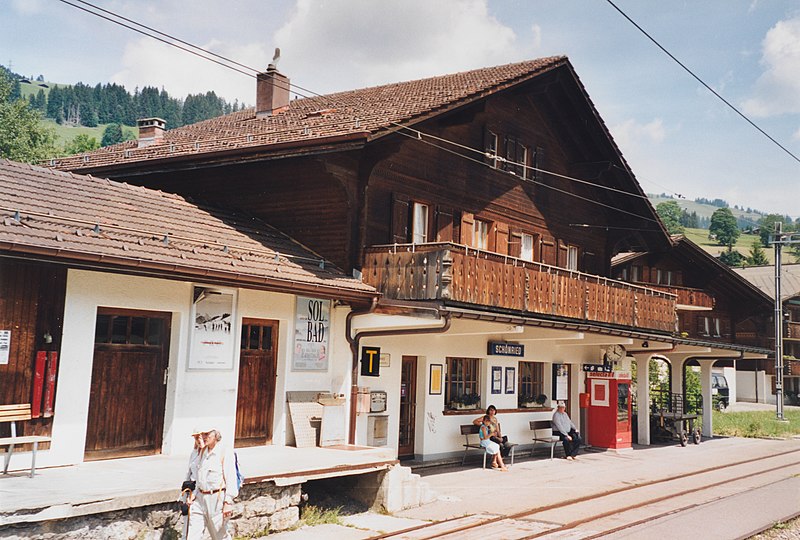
[360,346,381,377]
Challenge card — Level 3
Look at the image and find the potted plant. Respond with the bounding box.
[519,393,548,408]
[451,393,481,410]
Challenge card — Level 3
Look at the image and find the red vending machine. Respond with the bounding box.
[585,371,632,450]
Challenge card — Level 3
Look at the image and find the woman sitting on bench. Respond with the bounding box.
[479,415,508,471]
[473,405,512,457]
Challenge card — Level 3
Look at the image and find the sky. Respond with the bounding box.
[3,0,800,219]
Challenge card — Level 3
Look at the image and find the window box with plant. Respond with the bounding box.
[450,393,481,411]
[519,394,547,408]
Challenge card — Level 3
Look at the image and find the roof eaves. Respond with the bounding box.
[0,242,377,301]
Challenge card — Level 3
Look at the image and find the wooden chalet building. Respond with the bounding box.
[0,159,376,470]
[54,56,771,459]
[734,263,800,404]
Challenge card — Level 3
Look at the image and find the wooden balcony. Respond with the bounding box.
[786,321,800,341]
[651,285,714,310]
[363,243,677,333]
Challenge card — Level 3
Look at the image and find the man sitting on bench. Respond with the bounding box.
[552,401,582,460]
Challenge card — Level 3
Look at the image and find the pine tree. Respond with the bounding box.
[101,123,124,147]
[746,240,769,266]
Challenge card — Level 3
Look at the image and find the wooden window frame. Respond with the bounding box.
[486,131,499,169]
[518,361,544,399]
[473,219,490,250]
[445,357,481,409]
[411,201,430,244]
[566,245,579,271]
[520,233,535,262]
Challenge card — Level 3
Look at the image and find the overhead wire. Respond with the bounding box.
[56,0,733,231]
[605,0,800,166]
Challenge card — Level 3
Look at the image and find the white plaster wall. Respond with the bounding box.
[40,269,347,469]
[736,370,769,403]
[356,329,597,460]
[49,270,197,468]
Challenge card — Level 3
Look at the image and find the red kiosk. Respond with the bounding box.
[584,369,632,450]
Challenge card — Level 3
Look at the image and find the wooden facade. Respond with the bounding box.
[63,61,773,349]
[81,64,678,334]
[363,244,676,332]
[0,259,66,444]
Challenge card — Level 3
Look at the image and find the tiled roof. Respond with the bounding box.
[734,264,800,301]
[0,159,375,298]
[53,56,567,172]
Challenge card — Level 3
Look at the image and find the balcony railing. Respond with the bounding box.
[650,285,714,310]
[363,243,677,333]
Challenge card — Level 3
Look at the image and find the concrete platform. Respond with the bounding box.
[0,444,396,526]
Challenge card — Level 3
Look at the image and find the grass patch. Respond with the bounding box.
[42,119,138,147]
[682,228,772,263]
[713,409,800,438]
[300,504,344,527]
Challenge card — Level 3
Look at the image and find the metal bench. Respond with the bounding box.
[460,424,516,467]
[530,420,560,459]
[1,404,52,477]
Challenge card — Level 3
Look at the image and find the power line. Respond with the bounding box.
[605,0,800,165]
[54,0,701,229]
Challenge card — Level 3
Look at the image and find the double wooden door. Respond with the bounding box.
[235,318,278,447]
[85,308,171,460]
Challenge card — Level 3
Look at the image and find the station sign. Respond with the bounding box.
[582,363,612,373]
[487,341,524,357]
[361,346,381,377]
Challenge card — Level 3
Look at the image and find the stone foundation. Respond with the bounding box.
[0,482,302,540]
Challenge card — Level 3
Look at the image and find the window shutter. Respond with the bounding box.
[494,222,509,255]
[534,146,544,180]
[435,206,454,242]
[460,212,475,246]
[558,242,568,268]
[541,237,556,265]
[391,193,410,244]
[509,231,523,258]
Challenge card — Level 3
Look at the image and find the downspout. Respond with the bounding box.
[345,304,452,445]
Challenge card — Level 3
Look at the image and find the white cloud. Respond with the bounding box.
[611,118,667,148]
[741,16,800,117]
[272,0,521,95]
[110,37,268,104]
[531,24,542,50]
[11,0,43,15]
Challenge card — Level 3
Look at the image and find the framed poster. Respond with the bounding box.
[292,297,331,371]
[491,366,502,394]
[0,330,10,365]
[505,367,515,394]
[553,363,569,401]
[429,364,443,395]
[189,287,235,370]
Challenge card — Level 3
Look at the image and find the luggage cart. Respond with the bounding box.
[650,392,702,447]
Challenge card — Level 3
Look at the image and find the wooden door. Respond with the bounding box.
[398,356,417,458]
[235,318,278,447]
[85,308,171,460]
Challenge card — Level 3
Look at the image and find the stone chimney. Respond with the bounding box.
[256,65,290,117]
[137,117,166,148]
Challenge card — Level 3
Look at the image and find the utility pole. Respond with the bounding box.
[771,223,800,421]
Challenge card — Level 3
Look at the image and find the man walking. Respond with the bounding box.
[187,427,239,540]
[552,401,582,460]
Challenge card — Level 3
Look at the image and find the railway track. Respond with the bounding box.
[368,448,800,540]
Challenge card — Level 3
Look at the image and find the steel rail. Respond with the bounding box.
[367,448,800,540]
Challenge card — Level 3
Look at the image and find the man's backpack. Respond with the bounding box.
[234,452,244,491]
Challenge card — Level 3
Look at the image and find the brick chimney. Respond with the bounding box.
[256,65,290,117]
[137,117,166,148]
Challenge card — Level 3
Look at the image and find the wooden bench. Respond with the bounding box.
[1,404,52,478]
[530,420,560,459]
[460,425,516,468]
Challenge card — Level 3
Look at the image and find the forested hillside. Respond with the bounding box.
[8,64,243,131]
